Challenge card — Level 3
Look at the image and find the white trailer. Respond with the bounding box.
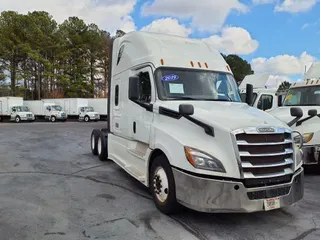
[0,97,35,123]
[24,100,67,122]
[239,73,286,112]
[87,98,108,121]
[269,62,320,168]
[89,31,304,215]
[43,98,100,121]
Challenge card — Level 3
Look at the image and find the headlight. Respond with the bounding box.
[184,147,226,173]
[295,132,314,143]
[302,132,314,143]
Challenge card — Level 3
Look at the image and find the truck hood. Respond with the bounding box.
[19,111,33,115]
[158,101,289,131]
[269,106,320,123]
[87,111,99,115]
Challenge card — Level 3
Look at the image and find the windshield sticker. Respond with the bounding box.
[285,94,292,100]
[169,83,184,94]
[161,74,179,81]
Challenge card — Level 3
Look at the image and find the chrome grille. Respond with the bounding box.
[233,127,294,179]
[27,114,32,117]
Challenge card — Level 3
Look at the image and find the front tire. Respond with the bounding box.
[149,155,179,215]
[50,116,56,122]
[97,131,108,161]
[15,116,21,123]
[84,115,90,122]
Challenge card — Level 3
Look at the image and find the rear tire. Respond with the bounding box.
[91,129,100,155]
[97,131,108,161]
[149,155,179,215]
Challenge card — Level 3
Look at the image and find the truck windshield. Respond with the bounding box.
[52,105,62,111]
[16,106,30,112]
[155,68,241,102]
[283,86,320,106]
[84,107,94,112]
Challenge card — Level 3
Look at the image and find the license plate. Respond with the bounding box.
[264,197,280,211]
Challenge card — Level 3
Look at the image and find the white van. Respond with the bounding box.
[90,32,304,214]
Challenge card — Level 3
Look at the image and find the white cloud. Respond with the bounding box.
[141,0,248,33]
[0,0,137,34]
[140,18,192,37]
[266,75,292,88]
[251,52,317,75]
[275,0,318,13]
[253,0,318,13]
[202,27,259,55]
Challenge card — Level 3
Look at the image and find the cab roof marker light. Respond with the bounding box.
[160,59,164,65]
[317,80,319,84]
[311,80,314,84]
[205,62,208,68]
[198,62,201,68]
[190,61,194,67]
[226,65,230,71]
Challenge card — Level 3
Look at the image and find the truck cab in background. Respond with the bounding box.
[269,63,320,168]
[44,103,67,122]
[10,105,35,123]
[79,106,100,122]
[239,73,286,112]
[90,31,304,214]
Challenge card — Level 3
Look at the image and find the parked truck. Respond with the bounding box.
[43,98,100,121]
[0,97,35,123]
[269,62,320,168]
[90,31,304,214]
[87,98,108,121]
[239,73,287,112]
[24,100,67,122]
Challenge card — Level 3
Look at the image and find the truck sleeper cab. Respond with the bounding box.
[90,32,304,214]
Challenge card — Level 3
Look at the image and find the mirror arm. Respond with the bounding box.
[130,99,153,112]
[296,115,316,127]
[287,117,302,127]
[183,115,215,137]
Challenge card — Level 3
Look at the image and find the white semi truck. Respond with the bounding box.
[0,97,35,123]
[239,73,287,112]
[43,98,100,122]
[24,100,67,122]
[90,31,304,214]
[269,62,320,168]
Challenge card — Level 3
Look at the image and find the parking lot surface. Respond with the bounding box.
[0,122,319,240]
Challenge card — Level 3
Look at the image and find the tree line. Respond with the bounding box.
[0,10,254,100]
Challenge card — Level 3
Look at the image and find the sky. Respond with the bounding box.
[1,0,319,86]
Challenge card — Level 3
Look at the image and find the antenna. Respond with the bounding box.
[304,65,307,80]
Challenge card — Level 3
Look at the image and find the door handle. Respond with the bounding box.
[133,121,136,133]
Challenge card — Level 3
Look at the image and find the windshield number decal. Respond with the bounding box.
[161,74,179,82]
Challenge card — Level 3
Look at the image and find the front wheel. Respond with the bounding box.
[149,155,180,215]
[90,129,100,155]
[50,116,56,122]
[97,131,108,161]
[15,116,21,123]
[84,116,90,122]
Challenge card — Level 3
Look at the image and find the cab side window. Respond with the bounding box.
[137,71,151,103]
[257,94,273,111]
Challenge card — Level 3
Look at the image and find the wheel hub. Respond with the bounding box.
[153,167,169,203]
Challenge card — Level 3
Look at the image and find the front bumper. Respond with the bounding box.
[301,145,320,165]
[21,116,35,121]
[173,167,304,213]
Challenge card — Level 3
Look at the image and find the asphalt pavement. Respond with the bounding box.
[0,122,319,240]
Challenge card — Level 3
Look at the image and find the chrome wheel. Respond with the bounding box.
[153,167,169,203]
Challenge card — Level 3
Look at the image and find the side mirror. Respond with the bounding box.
[290,107,303,118]
[287,107,303,127]
[129,76,140,101]
[245,84,253,106]
[179,104,194,116]
[308,109,317,117]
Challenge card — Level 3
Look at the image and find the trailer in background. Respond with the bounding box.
[24,100,67,122]
[42,98,100,121]
[0,97,35,123]
[87,98,108,121]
